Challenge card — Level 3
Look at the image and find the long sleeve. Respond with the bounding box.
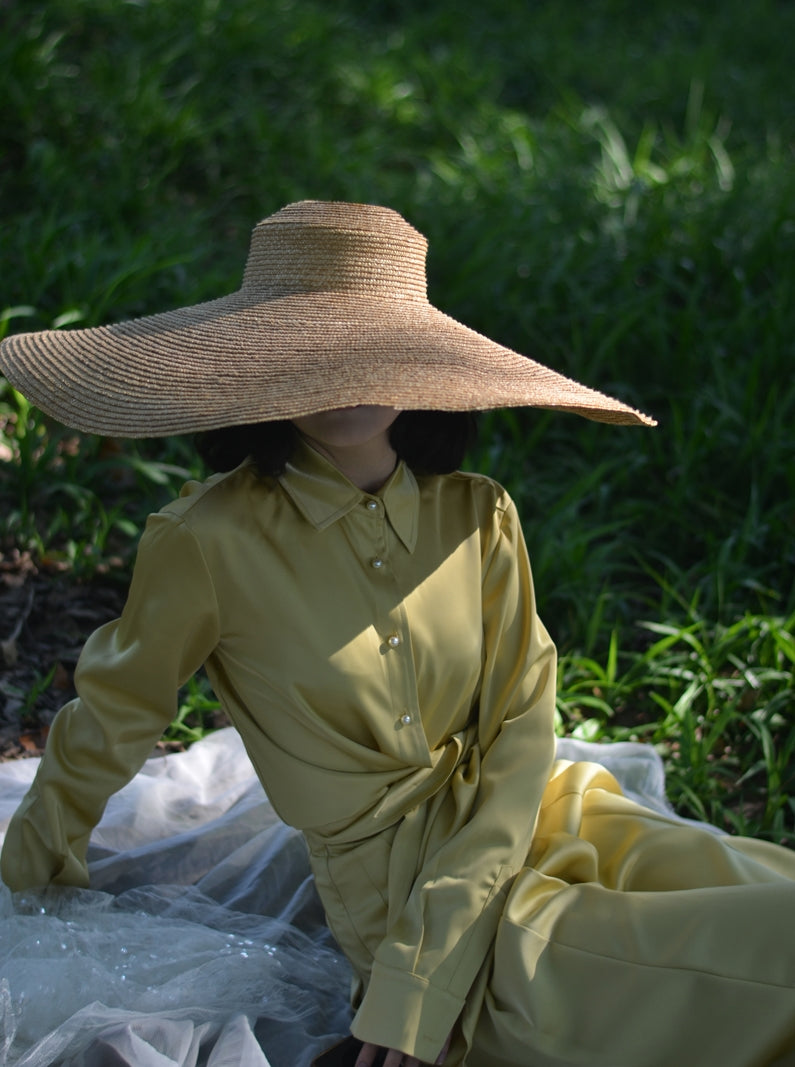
[1,513,220,891]
[351,499,557,1062]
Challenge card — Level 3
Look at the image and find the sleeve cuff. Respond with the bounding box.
[351,961,464,1064]
[0,786,91,892]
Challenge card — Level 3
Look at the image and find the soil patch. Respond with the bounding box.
[0,551,126,759]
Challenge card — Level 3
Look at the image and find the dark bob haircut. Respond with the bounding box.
[195,411,479,478]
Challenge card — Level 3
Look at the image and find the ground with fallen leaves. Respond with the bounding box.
[0,550,126,759]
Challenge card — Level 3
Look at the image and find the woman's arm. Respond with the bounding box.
[0,513,220,891]
[352,497,557,1063]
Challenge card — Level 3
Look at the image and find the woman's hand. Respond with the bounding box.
[356,1031,452,1066]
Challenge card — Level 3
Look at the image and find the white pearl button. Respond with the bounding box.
[387,635,401,648]
[401,714,412,725]
[366,500,378,510]
[371,558,384,569]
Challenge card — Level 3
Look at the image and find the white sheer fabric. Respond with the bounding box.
[0,730,712,1067]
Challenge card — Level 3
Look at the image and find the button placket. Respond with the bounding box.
[385,603,427,756]
[361,496,388,574]
[362,502,429,762]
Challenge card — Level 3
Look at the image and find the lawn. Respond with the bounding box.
[1,0,793,841]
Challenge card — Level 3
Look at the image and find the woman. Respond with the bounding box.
[1,201,793,1067]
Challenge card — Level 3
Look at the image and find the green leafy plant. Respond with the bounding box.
[1,0,793,840]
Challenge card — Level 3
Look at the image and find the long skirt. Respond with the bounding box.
[466,760,795,1067]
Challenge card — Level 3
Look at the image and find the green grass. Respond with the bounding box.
[557,610,795,845]
[1,0,793,839]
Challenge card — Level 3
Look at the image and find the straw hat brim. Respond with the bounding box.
[0,290,655,437]
[0,200,657,436]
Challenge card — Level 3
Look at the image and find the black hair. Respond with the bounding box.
[195,420,298,477]
[388,410,478,474]
[194,410,479,478]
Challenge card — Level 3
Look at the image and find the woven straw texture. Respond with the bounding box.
[0,201,656,437]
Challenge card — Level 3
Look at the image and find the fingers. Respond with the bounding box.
[356,1044,406,1066]
[356,1043,380,1066]
[355,1045,426,1067]
[435,1032,452,1064]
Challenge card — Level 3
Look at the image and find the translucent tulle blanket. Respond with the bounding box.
[0,729,704,1066]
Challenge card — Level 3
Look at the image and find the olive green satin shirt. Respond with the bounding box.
[1,438,557,1063]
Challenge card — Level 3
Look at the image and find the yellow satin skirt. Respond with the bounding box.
[467,760,795,1067]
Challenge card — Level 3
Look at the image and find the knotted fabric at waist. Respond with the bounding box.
[298,722,479,848]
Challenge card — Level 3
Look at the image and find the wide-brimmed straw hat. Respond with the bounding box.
[0,200,655,436]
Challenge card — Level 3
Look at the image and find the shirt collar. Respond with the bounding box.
[278,436,419,552]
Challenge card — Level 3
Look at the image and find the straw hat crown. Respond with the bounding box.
[0,200,656,436]
[240,200,428,301]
